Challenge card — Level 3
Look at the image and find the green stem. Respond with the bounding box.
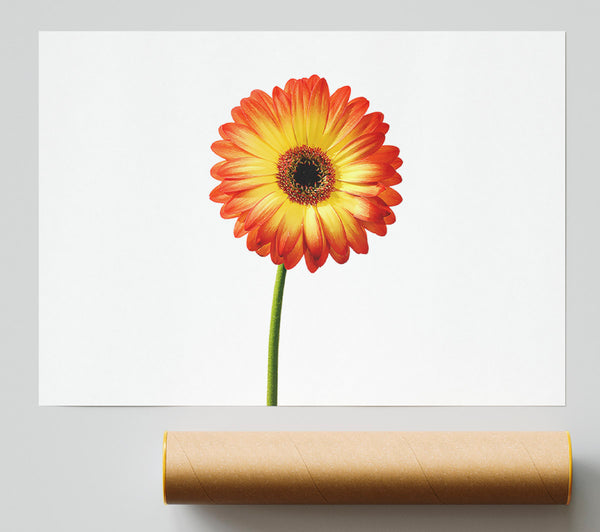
[267,264,287,406]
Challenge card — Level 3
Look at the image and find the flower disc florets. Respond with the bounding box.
[277,145,335,205]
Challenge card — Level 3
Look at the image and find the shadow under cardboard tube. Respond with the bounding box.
[187,504,571,532]
[176,456,600,532]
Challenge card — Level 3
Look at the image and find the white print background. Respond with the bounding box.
[39,32,565,405]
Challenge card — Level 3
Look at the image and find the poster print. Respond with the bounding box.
[39,32,565,405]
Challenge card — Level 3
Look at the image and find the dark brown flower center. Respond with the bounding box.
[277,145,335,205]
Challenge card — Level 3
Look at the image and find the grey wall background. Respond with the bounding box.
[1,1,599,530]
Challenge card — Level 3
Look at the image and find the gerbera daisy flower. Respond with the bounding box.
[210,75,402,273]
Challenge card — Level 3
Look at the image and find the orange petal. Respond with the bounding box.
[256,243,271,257]
[364,145,400,164]
[337,162,396,184]
[362,219,387,236]
[336,181,385,198]
[220,184,278,218]
[303,239,328,272]
[304,248,318,273]
[306,78,330,147]
[219,123,279,161]
[326,86,351,132]
[244,192,285,231]
[250,89,278,120]
[324,86,350,141]
[217,176,276,194]
[288,78,310,145]
[240,96,290,153]
[333,133,385,166]
[304,75,321,91]
[316,203,348,255]
[231,106,249,126]
[315,240,329,268]
[270,245,284,265]
[378,186,403,206]
[217,158,276,180]
[246,228,260,251]
[330,191,391,222]
[211,140,250,160]
[325,97,369,148]
[381,170,402,186]
[329,246,350,264]
[303,206,324,259]
[209,185,229,203]
[329,204,369,254]
[283,233,304,270]
[276,202,305,255]
[248,230,273,257]
[258,201,288,245]
[272,86,297,147]
[210,161,227,181]
[284,78,297,93]
[377,122,390,135]
[327,112,384,157]
[233,213,248,238]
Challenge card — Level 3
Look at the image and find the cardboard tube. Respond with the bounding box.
[163,431,572,505]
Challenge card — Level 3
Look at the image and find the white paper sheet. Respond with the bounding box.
[39,32,565,405]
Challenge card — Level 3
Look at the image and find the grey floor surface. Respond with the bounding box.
[2,1,599,530]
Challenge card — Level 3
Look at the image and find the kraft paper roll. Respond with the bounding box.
[163,431,572,505]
